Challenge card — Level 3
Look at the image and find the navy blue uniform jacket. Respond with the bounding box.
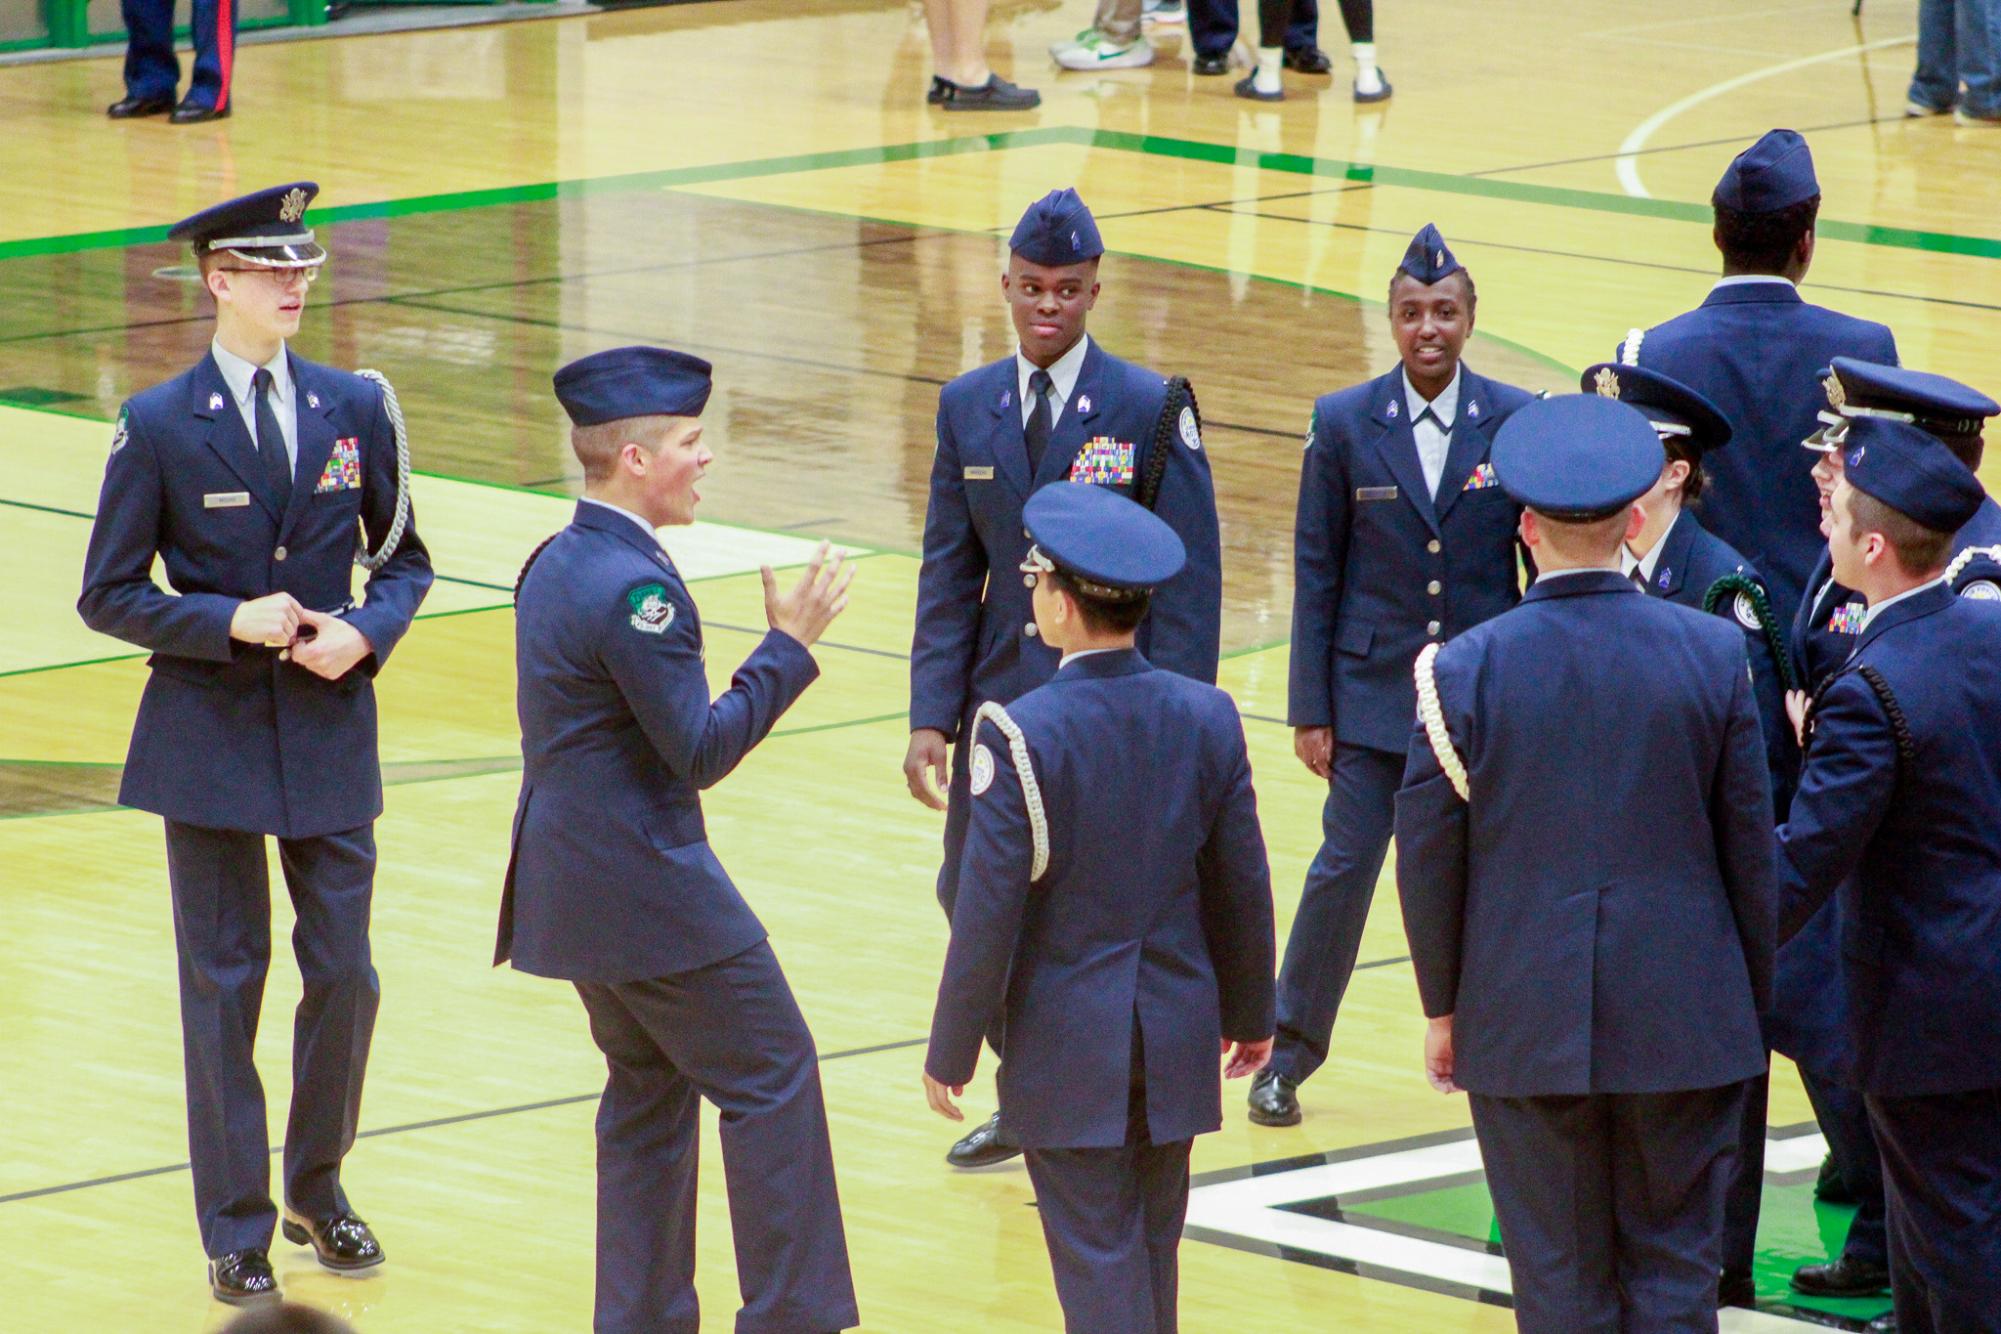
[926,650,1276,1148]
[1620,284,1897,617]
[1777,583,2001,1096]
[1395,572,1776,1097]
[1289,365,1534,754]
[498,503,820,982]
[78,351,433,838]
[910,343,1221,738]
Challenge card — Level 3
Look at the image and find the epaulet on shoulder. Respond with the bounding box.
[941,359,1008,403]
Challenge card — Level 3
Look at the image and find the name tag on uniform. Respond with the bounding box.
[1356,486,1399,501]
[204,491,251,509]
[964,466,995,481]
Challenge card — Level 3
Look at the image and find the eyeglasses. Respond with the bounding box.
[216,266,319,287]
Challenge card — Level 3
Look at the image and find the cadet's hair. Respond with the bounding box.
[1386,268,1477,306]
[571,416,673,485]
[1935,428,1984,471]
[1662,438,1708,505]
[1844,489,1954,576]
[1043,568,1151,634]
[1711,195,1820,272]
[1531,508,1631,561]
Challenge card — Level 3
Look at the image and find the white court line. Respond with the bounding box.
[1615,37,1915,198]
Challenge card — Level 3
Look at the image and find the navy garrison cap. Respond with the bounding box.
[1714,130,1819,212]
[1020,482,1185,600]
[169,182,325,268]
[1841,416,1986,533]
[553,346,713,426]
[1492,394,1664,521]
[1582,363,1732,455]
[1397,224,1463,286]
[1009,189,1104,266]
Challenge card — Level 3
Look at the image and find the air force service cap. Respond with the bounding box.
[1009,189,1104,266]
[553,346,714,426]
[1826,358,1998,436]
[1397,223,1464,286]
[1840,416,1986,534]
[168,183,326,269]
[1582,363,1732,455]
[1492,394,1663,522]
[1020,482,1185,601]
[1714,129,1819,212]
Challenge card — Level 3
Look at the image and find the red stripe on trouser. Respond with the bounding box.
[216,0,233,110]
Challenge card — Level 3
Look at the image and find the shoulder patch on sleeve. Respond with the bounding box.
[1303,413,1316,452]
[969,742,996,796]
[109,408,130,457]
[1178,405,1202,452]
[1960,579,2001,602]
[1733,591,1763,630]
[625,582,675,634]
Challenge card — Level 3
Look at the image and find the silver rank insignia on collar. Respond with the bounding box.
[1467,401,1480,417]
[307,391,320,409]
[209,392,225,411]
[1387,400,1399,418]
[1077,394,1091,414]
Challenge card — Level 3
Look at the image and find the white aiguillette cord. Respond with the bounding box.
[1414,641,1469,802]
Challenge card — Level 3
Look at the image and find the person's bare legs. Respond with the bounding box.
[925,0,991,86]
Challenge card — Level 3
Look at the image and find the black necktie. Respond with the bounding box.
[1629,566,1649,593]
[1025,369,1054,475]
[253,368,292,508]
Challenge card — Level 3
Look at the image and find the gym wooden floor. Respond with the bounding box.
[0,0,1993,1328]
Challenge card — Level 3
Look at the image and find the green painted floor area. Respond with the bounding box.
[1340,1173,1892,1324]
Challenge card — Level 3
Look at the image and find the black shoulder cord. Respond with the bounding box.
[1135,376,1198,513]
[514,532,561,603]
[1800,663,1915,770]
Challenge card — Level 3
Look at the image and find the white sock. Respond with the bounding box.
[1353,40,1383,93]
[1255,45,1284,93]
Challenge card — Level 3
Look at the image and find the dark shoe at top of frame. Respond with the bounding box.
[1192,51,1232,76]
[282,1206,385,1272]
[936,75,1041,111]
[1716,1268,1756,1308]
[1246,1068,1301,1125]
[946,1109,1023,1168]
[1283,45,1332,75]
[209,1248,280,1306]
[170,98,231,125]
[107,94,174,119]
[1790,1256,1890,1298]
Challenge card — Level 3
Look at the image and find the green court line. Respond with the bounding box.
[4,125,1997,265]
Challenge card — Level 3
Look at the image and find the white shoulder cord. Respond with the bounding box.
[1943,544,2001,587]
[353,370,413,572]
[972,701,1050,879]
[1413,642,1470,803]
[1621,328,1644,367]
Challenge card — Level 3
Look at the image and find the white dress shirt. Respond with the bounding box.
[1710,274,1797,293]
[210,338,299,472]
[1058,646,1121,669]
[1016,334,1092,431]
[1620,511,1682,590]
[1533,565,1618,586]
[1859,576,1947,635]
[1403,365,1461,500]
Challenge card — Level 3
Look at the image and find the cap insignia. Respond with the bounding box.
[1825,376,1846,410]
[279,188,309,224]
[1594,367,1621,399]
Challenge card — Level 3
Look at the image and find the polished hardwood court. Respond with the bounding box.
[1,0,1990,1327]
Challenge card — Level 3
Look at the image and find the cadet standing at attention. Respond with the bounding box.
[1776,420,2001,1333]
[1617,129,1898,620]
[1251,224,1533,1130]
[1395,394,1776,1331]
[498,347,860,1334]
[924,483,1276,1334]
[905,188,1222,1169]
[78,184,433,1305]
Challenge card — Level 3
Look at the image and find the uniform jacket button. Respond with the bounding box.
[1427,540,1442,554]
[1426,620,1442,637]
[274,546,288,562]
[1025,622,1039,638]
[1428,580,1442,595]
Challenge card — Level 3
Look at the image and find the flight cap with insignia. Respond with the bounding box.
[1581,362,1732,456]
[554,346,713,426]
[1009,188,1104,267]
[1714,129,1819,212]
[1019,481,1184,600]
[168,182,326,269]
[1492,394,1663,522]
[1396,223,1464,287]
[1840,416,1985,535]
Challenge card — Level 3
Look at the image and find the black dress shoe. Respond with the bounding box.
[1791,1256,1890,1297]
[936,75,1040,111]
[926,75,951,104]
[946,1110,1022,1168]
[1354,71,1393,104]
[1865,1313,1898,1333]
[282,1207,385,1272]
[1813,1151,1856,1203]
[1247,1069,1301,1125]
[170,99,230,125]
[209,1248,279,1305]
[1283,45,1332,74]
[1191,52,1232,76]
[1233,72,1284,103]
[107,94,174,119]
[1717,1268,1757,1308]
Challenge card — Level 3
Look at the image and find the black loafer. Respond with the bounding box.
[1191,52,1232,76]
[1283,45,1331,74]
[926,75,951,104]
[1813,1151,1856,1203]
[1791,1256,1890,1297]
[1247,1069,1301,1125]
[1717,1268,1757,1308]
[946,1110,1022,1168]
[1233,73,1283,103]
[107,94,174,119]
[937,75,1040,111]
[1354,72,1393,104]
[282,1207,385,1272]
[209,1248,279,1305]
[170,99,230,124]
